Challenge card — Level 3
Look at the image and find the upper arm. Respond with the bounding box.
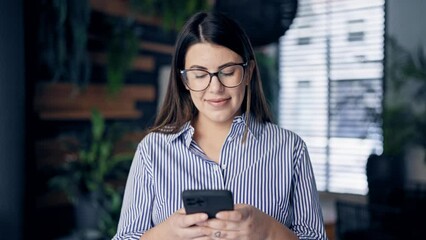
[113,141,155,239]
[290,140,328,240]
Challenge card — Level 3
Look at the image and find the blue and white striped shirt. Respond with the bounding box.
[113,114,327,240]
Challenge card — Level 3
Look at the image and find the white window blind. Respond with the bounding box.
[279,0,384,194]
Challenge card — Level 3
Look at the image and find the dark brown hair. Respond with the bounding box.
[149,11,272,139]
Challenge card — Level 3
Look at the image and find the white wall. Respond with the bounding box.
[387,0,426,52]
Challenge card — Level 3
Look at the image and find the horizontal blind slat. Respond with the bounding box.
[279,0,384,194]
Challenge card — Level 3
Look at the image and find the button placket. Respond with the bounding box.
[221,163,227,169]
[213,164,220,171]
[209,163,225,188]
[220,141,229,170]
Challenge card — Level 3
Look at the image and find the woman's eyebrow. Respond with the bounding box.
[187,62,239,70]
[187,65,207,70]
[218,62,239,69]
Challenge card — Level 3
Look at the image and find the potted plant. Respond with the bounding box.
[130,0,211,30]
[104,0,211,94]
[384,38,426,162]
[367,38,426,205]
[37,0,91,87]
[50,109,133,239]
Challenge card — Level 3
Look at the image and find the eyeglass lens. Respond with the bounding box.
[184,65,244,91]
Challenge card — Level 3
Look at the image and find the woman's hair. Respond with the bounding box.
[149,11,273,136]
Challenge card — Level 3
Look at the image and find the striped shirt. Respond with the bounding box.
[113,114,327,240]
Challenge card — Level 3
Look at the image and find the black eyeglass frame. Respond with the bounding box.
[180,62,248,92]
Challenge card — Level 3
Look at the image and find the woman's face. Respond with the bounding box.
[183,42,249,126]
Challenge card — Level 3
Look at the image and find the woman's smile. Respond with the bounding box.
[205,97,231,107]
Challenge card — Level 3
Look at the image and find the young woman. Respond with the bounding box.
[113,11,327,240]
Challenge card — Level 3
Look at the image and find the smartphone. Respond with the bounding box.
[182,189,234,218]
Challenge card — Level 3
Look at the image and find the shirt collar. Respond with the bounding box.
[164,113,264,144]
[165,121,193,144]
[235,113,263,141]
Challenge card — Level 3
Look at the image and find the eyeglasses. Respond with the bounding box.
[180,62,248,92]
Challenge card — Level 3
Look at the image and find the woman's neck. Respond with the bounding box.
[192,116,234,163]
[193,116,233,139]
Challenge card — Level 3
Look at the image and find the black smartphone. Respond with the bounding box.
[182,189,234,218]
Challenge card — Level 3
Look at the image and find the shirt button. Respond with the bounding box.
[228,136,233,142]
[214,165,220,171]
[221,163,227,169]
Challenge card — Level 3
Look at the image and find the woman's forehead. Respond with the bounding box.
[184,43,242,68]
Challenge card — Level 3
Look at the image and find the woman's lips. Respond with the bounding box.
[206,97,230,107]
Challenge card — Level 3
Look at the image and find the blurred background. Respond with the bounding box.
[0,0,425,239]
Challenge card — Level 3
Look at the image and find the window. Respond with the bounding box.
[279,0,385,194]
[297,37,311,45]
[347,19,365,42]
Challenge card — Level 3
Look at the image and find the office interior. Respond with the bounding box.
[1,0,425,239]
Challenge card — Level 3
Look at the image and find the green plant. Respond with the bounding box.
[107,21,140,96]
[384,38,426,160]
[104,0,211,95]
[38,0,91,87]
[50,109,133,238]
[98,186,124,238]
[130,0,211,30]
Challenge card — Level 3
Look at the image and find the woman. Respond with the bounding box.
[113,11,327,240]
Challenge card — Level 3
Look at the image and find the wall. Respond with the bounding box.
[0,0,25,239]
[386,0,426,183]
[387,0,426,52]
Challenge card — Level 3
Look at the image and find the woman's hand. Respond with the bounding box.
[141,208,210,240]
[199,204,298,240]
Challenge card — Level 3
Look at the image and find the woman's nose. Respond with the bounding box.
[208,75,224,92]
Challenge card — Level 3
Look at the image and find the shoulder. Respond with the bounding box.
[261,121,306,146]
[132,131,174,169]
[255,121,308,156]
[260,123,311,168]
[141,131,168,143]
[137,125,189,154]
[141,122,191,146]
[138,131,172,150]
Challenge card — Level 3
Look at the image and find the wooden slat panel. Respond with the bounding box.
[88,34,174,55]
[39,110,141,120]
[325,223,335,240]
[36,137,80,168]
[140,41,174,55]
[34,83,156,120]
[90,0,162,26]
[90,52,156,72]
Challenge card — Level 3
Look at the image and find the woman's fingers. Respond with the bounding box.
[216,204,249,221]
[161,208,211,239]
[175,209,209,228]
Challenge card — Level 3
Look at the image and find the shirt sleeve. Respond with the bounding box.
[112,141,154,240]
[290,141,328,240]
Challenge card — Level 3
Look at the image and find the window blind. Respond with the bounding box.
[279,0,385,194]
